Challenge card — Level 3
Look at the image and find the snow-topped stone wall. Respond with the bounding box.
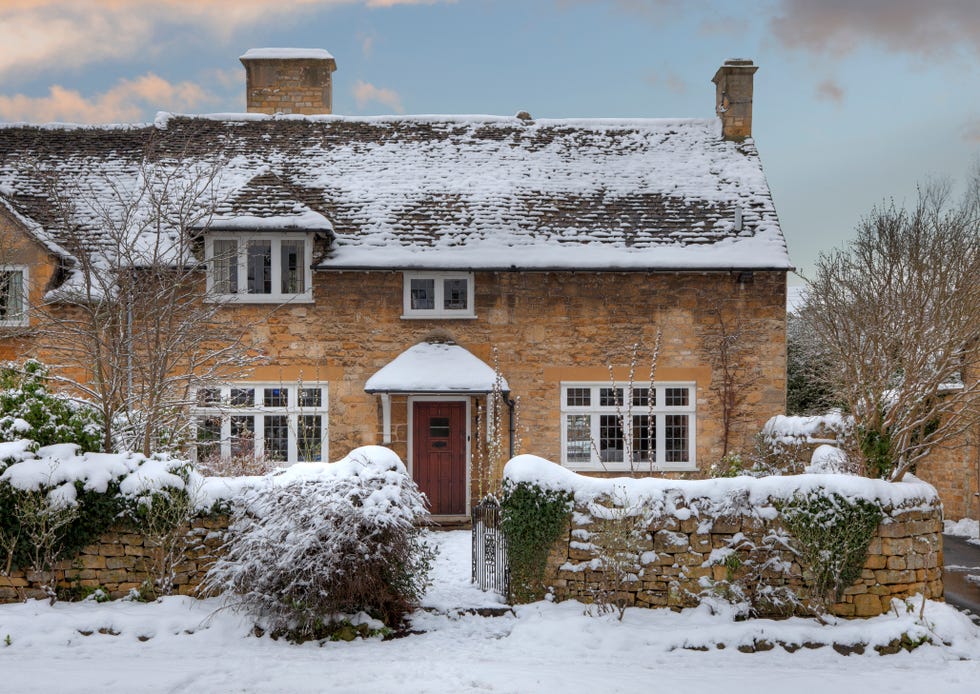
[505,455,944,618]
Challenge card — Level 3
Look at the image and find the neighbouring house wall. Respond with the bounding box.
[542,494,943,618]
[917,355,980,521]
[920,433,980,521]
[0,210,59,362]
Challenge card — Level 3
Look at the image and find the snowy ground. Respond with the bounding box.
[2,531,980,694]
[946,518,980,545]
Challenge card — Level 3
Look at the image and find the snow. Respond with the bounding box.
[365,342,508,393]
[205,207,333,232]
[806,444,853,474]
[240,48,335,61]
[503,454,938,510]
[0,447,190,508]
[0,530,978,693]
[762,412,850,445]
[945,518,980,545]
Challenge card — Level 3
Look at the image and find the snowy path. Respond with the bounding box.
[0,531,979,693]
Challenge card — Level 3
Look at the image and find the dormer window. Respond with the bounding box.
[206,233,313,303]
[402,272,475,319]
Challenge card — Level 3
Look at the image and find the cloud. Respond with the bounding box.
[0,1,454,79]
[359,33,376,58]
[815,78,844,104]
[962,120,980,144]
[644,68,686,95]
[0,73,213,124]
[770,0,980,59]
[353,80,404,113]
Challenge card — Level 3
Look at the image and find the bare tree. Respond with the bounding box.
[26,149,265,454]
[801,178,980,481]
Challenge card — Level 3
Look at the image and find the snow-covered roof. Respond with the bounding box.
[365,342,508,394]
[0,113,792,277]
[240,48,335,61]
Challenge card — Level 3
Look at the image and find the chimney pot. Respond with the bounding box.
[712,59,758,141]
[240,48,337,115]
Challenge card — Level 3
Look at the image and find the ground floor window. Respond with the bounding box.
[560,382,696,471]
[192,383,327,465]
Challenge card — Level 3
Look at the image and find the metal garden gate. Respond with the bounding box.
[471,495,508,596]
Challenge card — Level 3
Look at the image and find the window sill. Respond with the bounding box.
[400,314,478,320]
[206,295,314,305]
[564,462,698,473]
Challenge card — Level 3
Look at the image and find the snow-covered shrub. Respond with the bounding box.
[0,360,103,452]
[202,446,434,639]
[714,413,856,478]
[0,443,193,594]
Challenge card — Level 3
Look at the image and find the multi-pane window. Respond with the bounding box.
[192,384,328,464]
[402,272,475,318]
[206,234,312,302]
[0,266,27,326]
[560,383,696,470]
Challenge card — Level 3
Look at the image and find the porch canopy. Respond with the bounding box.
[365,341,509,443]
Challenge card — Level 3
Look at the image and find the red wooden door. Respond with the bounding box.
[413,401,467,515]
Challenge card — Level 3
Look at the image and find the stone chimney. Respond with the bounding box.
[240,48,337,115]
[712,59,758,141]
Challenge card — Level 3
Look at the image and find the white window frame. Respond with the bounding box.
[0,265,28,327]
[401,271,476,319]
[205,233,313,303]
[191,383,328,464]
[559,382,696,472]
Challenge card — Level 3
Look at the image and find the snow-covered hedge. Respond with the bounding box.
[0,440,193,581]
[202,446,434,638]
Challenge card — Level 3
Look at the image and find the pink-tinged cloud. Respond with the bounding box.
[963,120,980,144]
[0,74,212,124]
[815,78,844,104]
[644,68,686,95]
[0,1,455,78]
[353,80,405,113]
[771,0,980,58]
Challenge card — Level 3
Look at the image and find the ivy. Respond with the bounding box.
[778,491,882,608]
[500,481,572,603]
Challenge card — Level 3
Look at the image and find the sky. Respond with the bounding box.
[0,0,978,284]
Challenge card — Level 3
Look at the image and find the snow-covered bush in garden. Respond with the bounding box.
[202,446,434,640]
[0,360,103,452]
[0,441,195,599]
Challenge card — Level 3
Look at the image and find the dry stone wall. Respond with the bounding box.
[0,516,228,602]
[543,493,943,618]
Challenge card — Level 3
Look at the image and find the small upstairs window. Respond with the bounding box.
[402,272,475,319]
[206,234,312,303]
[0,266,27,326]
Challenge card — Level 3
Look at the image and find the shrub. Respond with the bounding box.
[202,447,434,640]
[0,446,193,598]
[0,360,103,452]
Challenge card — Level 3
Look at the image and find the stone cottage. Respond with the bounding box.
[0,51,791,519]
